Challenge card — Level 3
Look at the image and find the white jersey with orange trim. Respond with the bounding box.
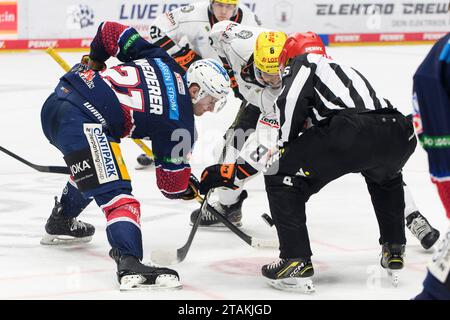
[209,21,281,115]
[209,21,283,180]
[149,2,261,69]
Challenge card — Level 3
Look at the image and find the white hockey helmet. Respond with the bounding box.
[186,58,231,112]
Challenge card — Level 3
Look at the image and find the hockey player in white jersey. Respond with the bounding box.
[149,0,261,71]
[198,23,440,251]
[189,21,287,227]
[135,0,261,168]
[197,32,422,292]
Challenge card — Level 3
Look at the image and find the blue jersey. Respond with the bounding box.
[57,24,195,172]
[54,22,195,197]
[413,33,450,181]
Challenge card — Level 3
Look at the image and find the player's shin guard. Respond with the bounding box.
[436,181,450,219]
[101,195,143,260]
[60,178,93,218]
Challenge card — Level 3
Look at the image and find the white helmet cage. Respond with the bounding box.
[186,58,231,113]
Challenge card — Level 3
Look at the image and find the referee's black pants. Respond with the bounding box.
[264,109,417,259]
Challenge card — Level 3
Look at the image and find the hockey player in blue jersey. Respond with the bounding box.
[40,21,230,290]
[413,33,450,300]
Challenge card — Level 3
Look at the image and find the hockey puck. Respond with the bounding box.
[137,154,154,167]
[261,213,274,227]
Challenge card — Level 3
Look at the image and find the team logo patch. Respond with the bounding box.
[237,30,253,40]
[174,72,186,95]
[259,115,280,129]
[83,123,119,185]
[79,70,96,89]
[180,5,194,13]
[165,12,176,26]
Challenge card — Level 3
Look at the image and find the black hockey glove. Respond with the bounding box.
[88,59,107,71]
[71,55,105,73]
[199,164,239,195]
[179,174,201,201]
[173,44,202,71]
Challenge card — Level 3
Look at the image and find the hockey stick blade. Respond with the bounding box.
[205,203,278,248]
[150,193,207,265]
[0,146,70,174]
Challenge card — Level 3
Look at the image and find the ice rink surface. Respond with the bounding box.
[0,44,448,300]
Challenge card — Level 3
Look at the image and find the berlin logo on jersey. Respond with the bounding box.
[66,4,95,29]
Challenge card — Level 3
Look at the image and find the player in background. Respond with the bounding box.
[40,21,230,290]
[413,33,450,300]
[195,21,440,251]
[199,32,417,292]
[189,21,286,227]
[135,0,261,168]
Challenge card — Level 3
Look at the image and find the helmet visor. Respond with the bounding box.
[254,64,282,89]
[213,96,227,113]
[195,91,228,114]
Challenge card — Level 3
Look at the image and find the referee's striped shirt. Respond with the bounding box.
[276,53,394,146]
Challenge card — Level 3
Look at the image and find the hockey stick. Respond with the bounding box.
[151,193,208,265]
[151,191,278,265]
[205,202,279,248]
[0,145,70,174]
[45,47,155,163]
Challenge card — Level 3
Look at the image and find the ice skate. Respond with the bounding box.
[262,258,315,294]
[110,249,182,291]
[189,190,247,227]
[380,243,405,287]
[135,153,154,170]
[40,197,95,245]
[406,211,440,250]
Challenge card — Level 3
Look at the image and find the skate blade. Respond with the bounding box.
[119,275,182,292]
[134,165,153,170]
[40,232,92,246]
[387,270,400,287]
[267,277,315,294]
[189,222,243,228]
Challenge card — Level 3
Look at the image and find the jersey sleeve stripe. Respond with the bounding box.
[280,66,311,144]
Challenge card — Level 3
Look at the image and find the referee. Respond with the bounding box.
[259,32,417,291]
